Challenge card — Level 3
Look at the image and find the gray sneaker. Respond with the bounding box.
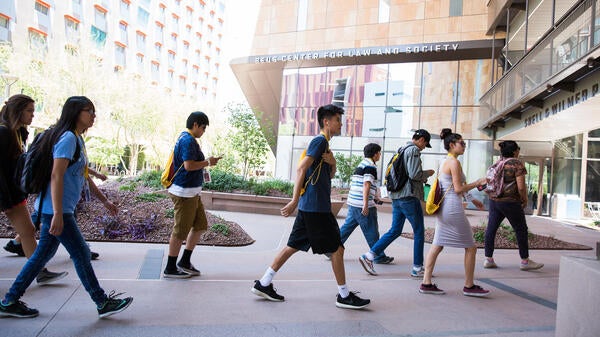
[520,259,544,271]
[36,268,68,285]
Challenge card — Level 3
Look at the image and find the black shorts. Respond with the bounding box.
[287,210,342,254]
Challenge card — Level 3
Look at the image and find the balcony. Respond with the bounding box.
[480,0,600,130]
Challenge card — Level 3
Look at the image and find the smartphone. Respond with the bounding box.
[477,184,487,191]
[375,200,383,205]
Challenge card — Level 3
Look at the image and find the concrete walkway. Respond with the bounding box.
[1,208,599,337]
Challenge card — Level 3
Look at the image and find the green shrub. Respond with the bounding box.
[211,223,229,236]
[165,208,174,218]
[135,170,162,189]
[136,193,168,202]
[204,169,248,192]
[119,183,136,191]
[473,228,485,243]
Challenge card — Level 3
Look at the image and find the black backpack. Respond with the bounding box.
[383,145,410,192]
[16,130,81,195]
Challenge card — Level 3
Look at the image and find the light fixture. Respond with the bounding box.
[546,84,553,92]
[587,57,596,68]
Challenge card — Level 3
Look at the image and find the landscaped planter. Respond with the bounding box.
[201,191,346,217]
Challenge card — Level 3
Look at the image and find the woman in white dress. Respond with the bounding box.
[419,128,490,297]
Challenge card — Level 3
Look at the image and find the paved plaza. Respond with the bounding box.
[1,208,599,337]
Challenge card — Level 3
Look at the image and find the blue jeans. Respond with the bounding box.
[4,213,107,306]
[370,197,424,267]
[339,206,387,261]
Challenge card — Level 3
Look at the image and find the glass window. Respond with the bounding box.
[555,0,579,23]
[65,18,79,44]
[120,0,129,17]
[595,1,600,46]
[136,32,146,52]
[387,63,422,107]
[420,61,459,106]
[449,0,462,17]
[35,1,49,15]
[168,51,175,68]
[281,68,299,108]
[90,25,106,47]
[0,16,8,29]
[378,0,390,23]
[154,43,161,59]
[296,67,330,109]
[151,62,160,82]
[552,134,582,195]
[136,53,144,73]
[506,10,526,66]
[28,30,47,53]
[115,45,126,68]
[419,107,456,138]
[297,0,308,31]
[119,22,128,44]
[155,23,163,43]
[457,59,492,105]
[137,7,149,26]
[95,8,107,31]
[527,0,552,50]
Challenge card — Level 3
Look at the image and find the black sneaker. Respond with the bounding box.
[91,251,99,260]
[36,268,68,285]
[0,300,39,318]
[163,268,191,279]
[177,262,201,276]
[335,292,370,309]
[251,280,284,301]
[4,240,25,257]
[97,291,133,318]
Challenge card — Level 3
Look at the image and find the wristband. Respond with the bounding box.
[464,192,474,202]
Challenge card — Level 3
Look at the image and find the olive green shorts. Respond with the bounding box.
[169,193,208,240]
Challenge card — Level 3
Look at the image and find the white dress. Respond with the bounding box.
[431,172,475,248]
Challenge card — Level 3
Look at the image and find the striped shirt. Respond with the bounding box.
[347,158,378,208]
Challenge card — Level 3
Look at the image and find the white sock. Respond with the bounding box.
[259,267,276,287]
[338,284,350,298]
[365,251,375,261]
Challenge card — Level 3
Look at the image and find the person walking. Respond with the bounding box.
[419,129,490,297]
[483,141,544,271]
[359,129,434,277]
[163,111,221,278]
[0,96,133,318]
[251,104,370,310]
[0,94,67,285]
[337,143,393,264]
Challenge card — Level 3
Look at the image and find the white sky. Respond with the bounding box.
[217,0,261,110]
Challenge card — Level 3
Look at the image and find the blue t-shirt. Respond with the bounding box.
[298,135,331,213]
[37,131,86,215]
[172,131,205,188]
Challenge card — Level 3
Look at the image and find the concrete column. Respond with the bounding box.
[555,255,600,337]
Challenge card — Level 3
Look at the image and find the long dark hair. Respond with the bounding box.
[440,128,462,151]
[38,96,95,157]
[0,94,34,158]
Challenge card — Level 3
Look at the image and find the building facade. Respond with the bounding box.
[231,0,599,220]
[483,0,600,219]
[0,0,225,100]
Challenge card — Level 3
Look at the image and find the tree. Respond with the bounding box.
[222,103,270,180]
[334,153,362,187]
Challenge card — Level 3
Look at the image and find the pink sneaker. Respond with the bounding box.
[463,284,490,297]
[419,283,445,295]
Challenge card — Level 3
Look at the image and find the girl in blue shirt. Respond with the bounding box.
[0,96,133,319]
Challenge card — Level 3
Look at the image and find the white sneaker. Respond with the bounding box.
[483,258,497,269]
[520,259,544,271]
